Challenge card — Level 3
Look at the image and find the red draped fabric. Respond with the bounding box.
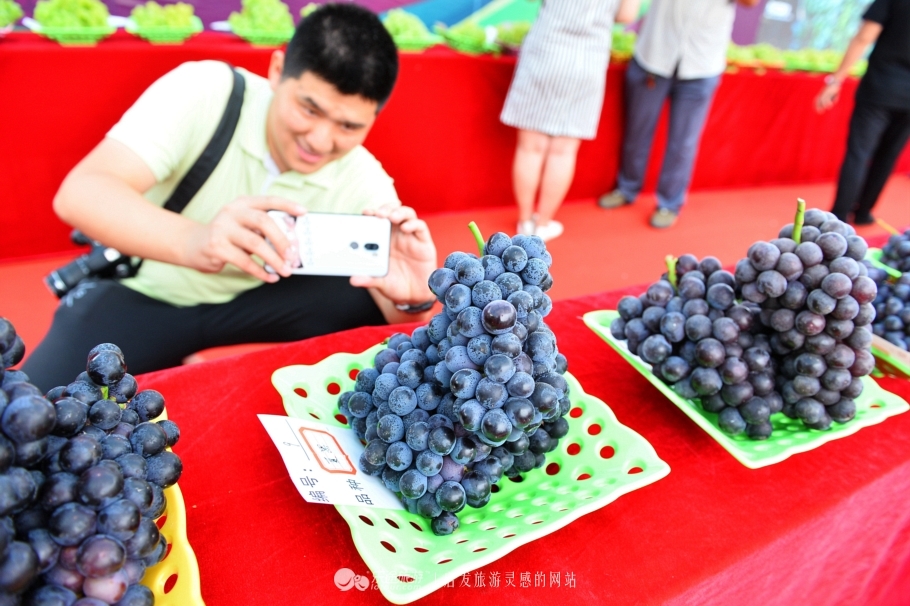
[2,31,909,261]
[132,234,910,606]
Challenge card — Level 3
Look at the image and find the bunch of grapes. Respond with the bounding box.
[879,229,910,273]
[610,255,782,439]
[0,0,23,28]
[608,202,878,439]
[871,274,910,351]
[740,208,876,431]
[228,0,293,34]
[34,0,108,28]
[338,230,569,536]
[130,2,194,29]
[0,318,182,605]
[382,9,432,44]
[495,21,530,48]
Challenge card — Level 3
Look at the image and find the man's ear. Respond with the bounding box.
[268,50,286,90]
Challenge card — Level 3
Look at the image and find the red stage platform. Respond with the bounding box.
[136,279,910,606]
[2,31,909,261]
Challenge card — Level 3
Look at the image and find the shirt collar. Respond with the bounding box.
[239,88,339,190]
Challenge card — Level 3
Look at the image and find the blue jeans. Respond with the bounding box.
[617,58,720,213]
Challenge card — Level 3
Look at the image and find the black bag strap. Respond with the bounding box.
[162,65,246,214]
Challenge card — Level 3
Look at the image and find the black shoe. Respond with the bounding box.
[853,213,875,226]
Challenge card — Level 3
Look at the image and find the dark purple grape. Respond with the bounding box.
[428,268,458,299]
[48,503,96,547]
[748,242,781,271]
[123,519,159,565]
[155,419,180,447]
[718,407,746,435]
[2,395,55,444]
[816,232,848,260]
[129,391,164,423]
[79,463,124,507]
[128,423,167,458]
[145,451,182,488]
[97,499,140,543]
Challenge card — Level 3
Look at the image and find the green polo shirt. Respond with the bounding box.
[107,60,400,307]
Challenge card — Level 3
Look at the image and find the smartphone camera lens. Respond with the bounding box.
[350,242,359,249]
[365,243,379,251]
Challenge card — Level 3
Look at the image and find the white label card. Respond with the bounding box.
[258,414,404,510]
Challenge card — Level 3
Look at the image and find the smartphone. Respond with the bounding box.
[267,211,391,277]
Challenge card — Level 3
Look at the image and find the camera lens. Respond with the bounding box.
[365,243,379,251]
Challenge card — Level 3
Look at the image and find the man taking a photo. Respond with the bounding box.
[23,4,437,390]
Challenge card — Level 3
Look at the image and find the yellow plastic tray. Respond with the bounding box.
[142,410,204,605]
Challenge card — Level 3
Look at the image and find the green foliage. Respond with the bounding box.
[34,0,109,28]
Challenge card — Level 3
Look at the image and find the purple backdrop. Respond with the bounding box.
[732,0,768,46]
[16,0,416,27]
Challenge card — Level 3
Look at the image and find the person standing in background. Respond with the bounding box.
[598,0,760,229]
[501,0,641,242]
[815,0,910,225]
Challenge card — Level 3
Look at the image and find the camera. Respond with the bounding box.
[44,231,136,298]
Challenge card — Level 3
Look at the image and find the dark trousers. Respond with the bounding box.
[617,58,721,212]
[20,276,386,391]
[831,97,910,221]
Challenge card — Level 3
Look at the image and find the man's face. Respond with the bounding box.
[266,51,379,174]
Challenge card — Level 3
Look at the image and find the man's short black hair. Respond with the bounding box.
[283,4,398,106]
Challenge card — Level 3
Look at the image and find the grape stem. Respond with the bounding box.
[468,221,485,257]
[876,217,901,236]
[665,255,678,290]
[793,198,806,245]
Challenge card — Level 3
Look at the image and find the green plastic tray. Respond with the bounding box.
[271,344,670,604]
[583,310,910,469]
[866,248,902,280]
[392,33,443,51]
[125,15,202,44]
[230,25,292,47]
[33,23,115,45]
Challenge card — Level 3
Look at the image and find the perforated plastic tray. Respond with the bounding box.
[125,15,203,44]
[584,310,910,469]
[229,24,293,47]
[271,344,670,604]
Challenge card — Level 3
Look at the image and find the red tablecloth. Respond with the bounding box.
[2,32,909,261]
[136,283,910,605]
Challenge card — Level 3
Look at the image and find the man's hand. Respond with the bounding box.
[183,196,307,283]
[815,81,842,113]
[350,205,437,306]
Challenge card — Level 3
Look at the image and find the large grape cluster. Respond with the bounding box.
[130,2,194,29]
[879,229,910,273]
[0,0,23,28]
[34,0,108,28]
[0,318,181,605]
[870,271,910,351]
[609,206,878,439]
[610,255,782,439]
[228,0,293,33]
[339,232,569,536]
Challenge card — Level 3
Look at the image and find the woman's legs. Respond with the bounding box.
[536,136,581,226]
[512,130,551,228]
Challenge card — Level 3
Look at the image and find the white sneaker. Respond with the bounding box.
[517,219,535,236]
[534,220,563,241]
